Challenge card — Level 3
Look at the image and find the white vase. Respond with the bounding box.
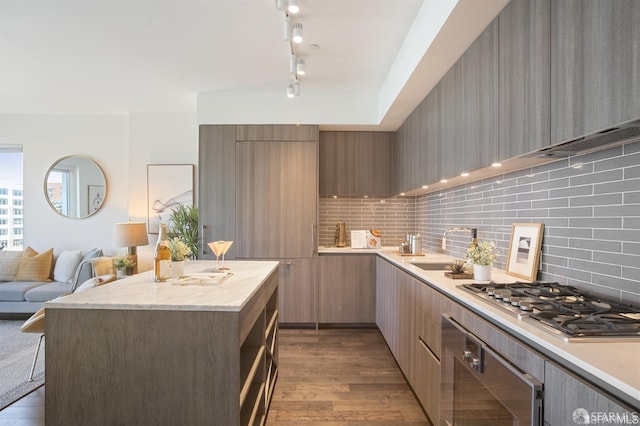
[473,264,492,281]
[116,269,127,279]
[171,261,185,279]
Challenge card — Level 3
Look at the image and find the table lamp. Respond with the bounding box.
[113,222,149,274]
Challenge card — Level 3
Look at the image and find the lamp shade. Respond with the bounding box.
[113,222,149,248]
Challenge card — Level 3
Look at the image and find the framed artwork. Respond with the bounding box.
[505,223,544,281]
[147,164,194,234]
[88,185,105,213]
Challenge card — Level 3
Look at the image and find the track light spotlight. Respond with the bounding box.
[287,84,295,98]
[287,0,300,14]
[296,58,305,76]
[275,0,287,11]
[292,22,303,43]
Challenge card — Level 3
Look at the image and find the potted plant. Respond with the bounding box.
[113,255,135,278]
[466,240,499,281]
[168,205,199,260]
[168,237,192,278]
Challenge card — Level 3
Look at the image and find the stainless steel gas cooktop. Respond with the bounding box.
[458,281,640,342]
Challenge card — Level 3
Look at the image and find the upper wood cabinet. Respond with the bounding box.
[235,124,318,142]
[235,140,317,259]
[551,0,640,145]
[439,17,499,179]
[199,125,237,259]
[499,0,551,158]
[319,131,393,196]
[199,125,318,261]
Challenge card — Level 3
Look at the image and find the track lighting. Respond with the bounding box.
[275,0,299,13]
[296,58,305,76]
[276,2,308,97]
[287,0,299,14]
[284,14,291,41]
[289,54,296,74]
[292,22,303,44]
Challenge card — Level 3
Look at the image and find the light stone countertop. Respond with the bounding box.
[374,249,640,410]
[45,260,279,312]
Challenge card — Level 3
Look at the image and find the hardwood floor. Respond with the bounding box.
[0,328,430,425]
[267,328,430,425]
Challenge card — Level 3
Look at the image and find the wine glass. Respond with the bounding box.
[219,241,234,270]
[207,241,226,271]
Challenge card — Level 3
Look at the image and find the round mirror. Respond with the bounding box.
[44,155,107,218]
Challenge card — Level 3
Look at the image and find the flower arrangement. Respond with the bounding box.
[113,255,135,271]
[466,240,499,266]
[168,237,193,261]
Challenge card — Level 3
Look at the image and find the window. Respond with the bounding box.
[0,147,23,250]
[0,219,6,225]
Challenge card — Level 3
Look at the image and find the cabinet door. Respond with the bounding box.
[199,125,236,259]
[318,254,376,323]
[551,0,640,145]
[319,132,355,196]
[438,59,464,181]
[376,257,397,350]
[236,141,317,259]
[499,0,551,159]
[461,17,499,172]
[277,259,317,324]
[354,132,393,196]
[319,131,392,196]
[544,362,637,425]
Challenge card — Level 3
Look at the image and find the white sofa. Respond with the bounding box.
[0,248,113,314]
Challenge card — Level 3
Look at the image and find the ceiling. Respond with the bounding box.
[0,0,510,130]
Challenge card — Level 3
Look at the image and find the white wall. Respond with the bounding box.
[0,111,198,272]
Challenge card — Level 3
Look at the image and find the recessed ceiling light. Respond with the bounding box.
[461,172,469,177]
[422,185,428,189]
[491,162,502,168]
[440,179,448,183]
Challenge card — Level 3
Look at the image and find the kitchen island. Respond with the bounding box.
[44,260,279,426]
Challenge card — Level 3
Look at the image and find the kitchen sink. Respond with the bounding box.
[411,262,451,271]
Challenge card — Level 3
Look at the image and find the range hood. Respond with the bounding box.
[527,118,640,158]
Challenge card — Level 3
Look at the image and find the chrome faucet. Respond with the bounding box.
[442,227,473,250]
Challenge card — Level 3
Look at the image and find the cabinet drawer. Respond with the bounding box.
[414,338,441,425]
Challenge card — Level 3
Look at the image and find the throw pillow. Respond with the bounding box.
[53,249,83,283]
[15,247,54,282]
[82,248,103,261]
[0,250,23,281]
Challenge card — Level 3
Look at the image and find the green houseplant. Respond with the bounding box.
[168,204,199,260]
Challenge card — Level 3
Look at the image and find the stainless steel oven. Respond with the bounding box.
[440,314,543,426]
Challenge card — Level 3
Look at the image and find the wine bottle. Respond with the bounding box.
[154,223,171,282]
[467,228,478,265]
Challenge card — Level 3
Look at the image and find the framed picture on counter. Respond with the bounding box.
[505,223,544,281]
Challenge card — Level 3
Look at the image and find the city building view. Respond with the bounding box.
[0,149,23,250]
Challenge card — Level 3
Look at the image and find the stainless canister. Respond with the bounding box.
[407,233,422,254]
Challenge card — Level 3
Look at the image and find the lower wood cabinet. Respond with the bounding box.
[544,362,638,426]
[318,254,376,324]
[277,259,317,325]
[414,338,441,426]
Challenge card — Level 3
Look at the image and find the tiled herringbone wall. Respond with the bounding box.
[416,140,640,305]
[318,196,416,248]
